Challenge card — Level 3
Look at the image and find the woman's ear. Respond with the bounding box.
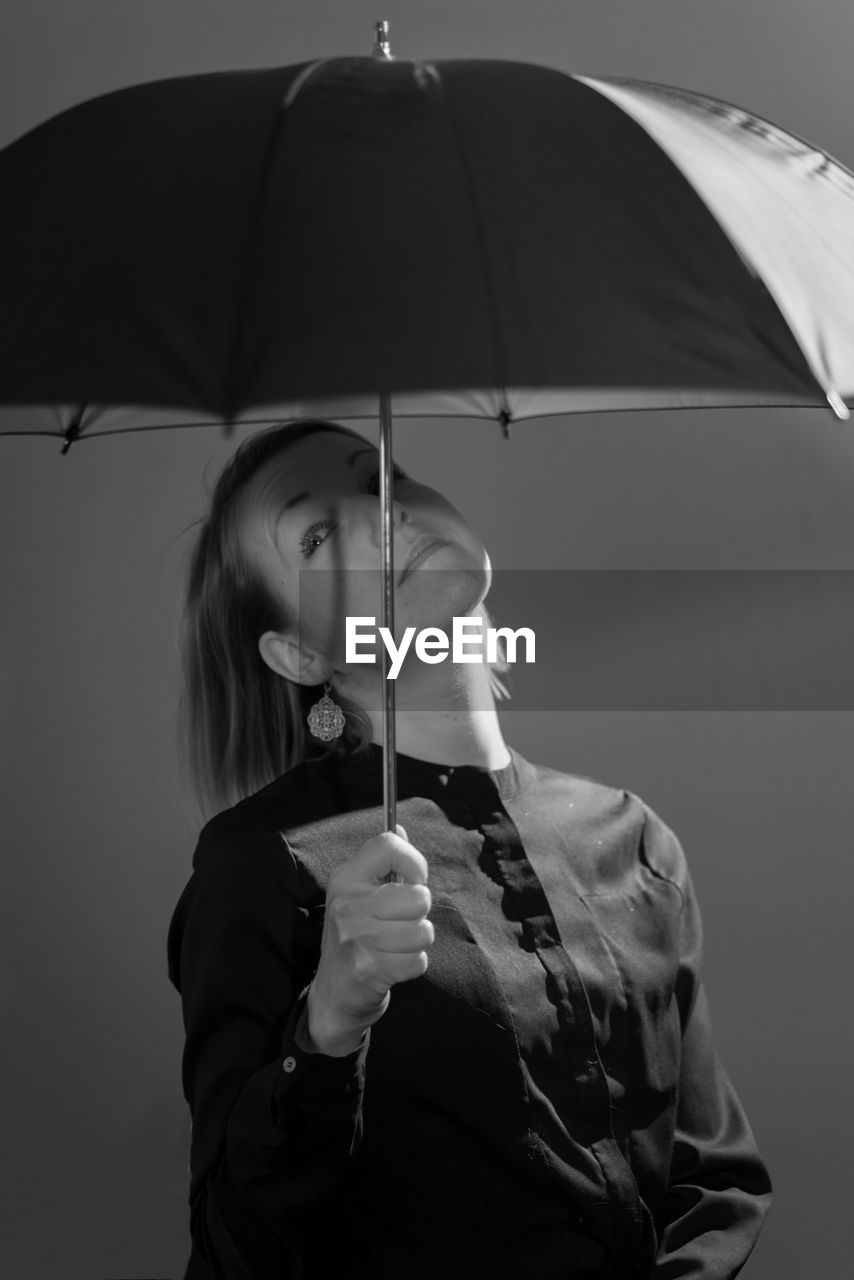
[258,630,329,687]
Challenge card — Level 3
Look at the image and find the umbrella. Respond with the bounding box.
[2,20,853,833]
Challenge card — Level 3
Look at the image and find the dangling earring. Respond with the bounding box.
[306,680,346,741]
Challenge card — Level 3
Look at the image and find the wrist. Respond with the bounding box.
[303,989,367,1057]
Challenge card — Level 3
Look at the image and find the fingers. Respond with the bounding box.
[344,831,429,887]
[372,882,431,920]
[381,826,409,885]
[329,888,432,943]
[372,918,435,954]
[316,822,434,1026]
[381,950,430,984]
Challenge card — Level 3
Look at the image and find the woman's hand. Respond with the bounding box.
[305,825,434,1056]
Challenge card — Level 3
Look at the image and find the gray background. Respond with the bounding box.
[1,2,852,1276]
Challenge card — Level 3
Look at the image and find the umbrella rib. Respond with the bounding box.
[6,392,850,446]
[438,76,512,432]
[224,60,333,422]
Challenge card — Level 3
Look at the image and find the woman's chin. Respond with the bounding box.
[398,562,488,629]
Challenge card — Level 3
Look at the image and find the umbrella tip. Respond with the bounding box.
[499,408,513,440]
[826,388,850,421]
[372,19,394,61]
[60,404,86,455]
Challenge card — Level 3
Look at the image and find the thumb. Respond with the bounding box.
[378,825,410,887]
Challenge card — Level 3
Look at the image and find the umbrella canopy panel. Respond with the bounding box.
[1,57,852,443]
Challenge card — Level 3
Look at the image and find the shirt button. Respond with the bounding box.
[573,1056,599,1079]
[282,1055,297,1073]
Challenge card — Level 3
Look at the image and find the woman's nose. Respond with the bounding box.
[366,497,409,549]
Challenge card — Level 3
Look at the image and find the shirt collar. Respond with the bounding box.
[339,739,535,805]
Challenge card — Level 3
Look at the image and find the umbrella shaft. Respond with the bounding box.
[379,392,396,833]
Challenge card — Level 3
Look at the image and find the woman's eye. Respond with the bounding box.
[300,466,409,554]
[366,464,408,496]
[300,519,338,558]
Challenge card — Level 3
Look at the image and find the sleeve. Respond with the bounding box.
[167,810,371,1280]
[641,805,774,1280]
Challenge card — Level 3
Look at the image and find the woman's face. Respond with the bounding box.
[247,430,491,683]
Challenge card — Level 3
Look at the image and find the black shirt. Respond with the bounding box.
[166,742,772,1279]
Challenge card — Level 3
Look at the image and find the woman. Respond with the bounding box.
[167,419,772,1280]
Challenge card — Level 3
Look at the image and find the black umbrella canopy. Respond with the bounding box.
[2,40,853,831]
[1,52,852,442]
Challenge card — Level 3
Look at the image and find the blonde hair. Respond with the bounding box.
[177,420,511,823]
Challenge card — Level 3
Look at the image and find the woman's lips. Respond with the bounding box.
[397,535,448,585]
